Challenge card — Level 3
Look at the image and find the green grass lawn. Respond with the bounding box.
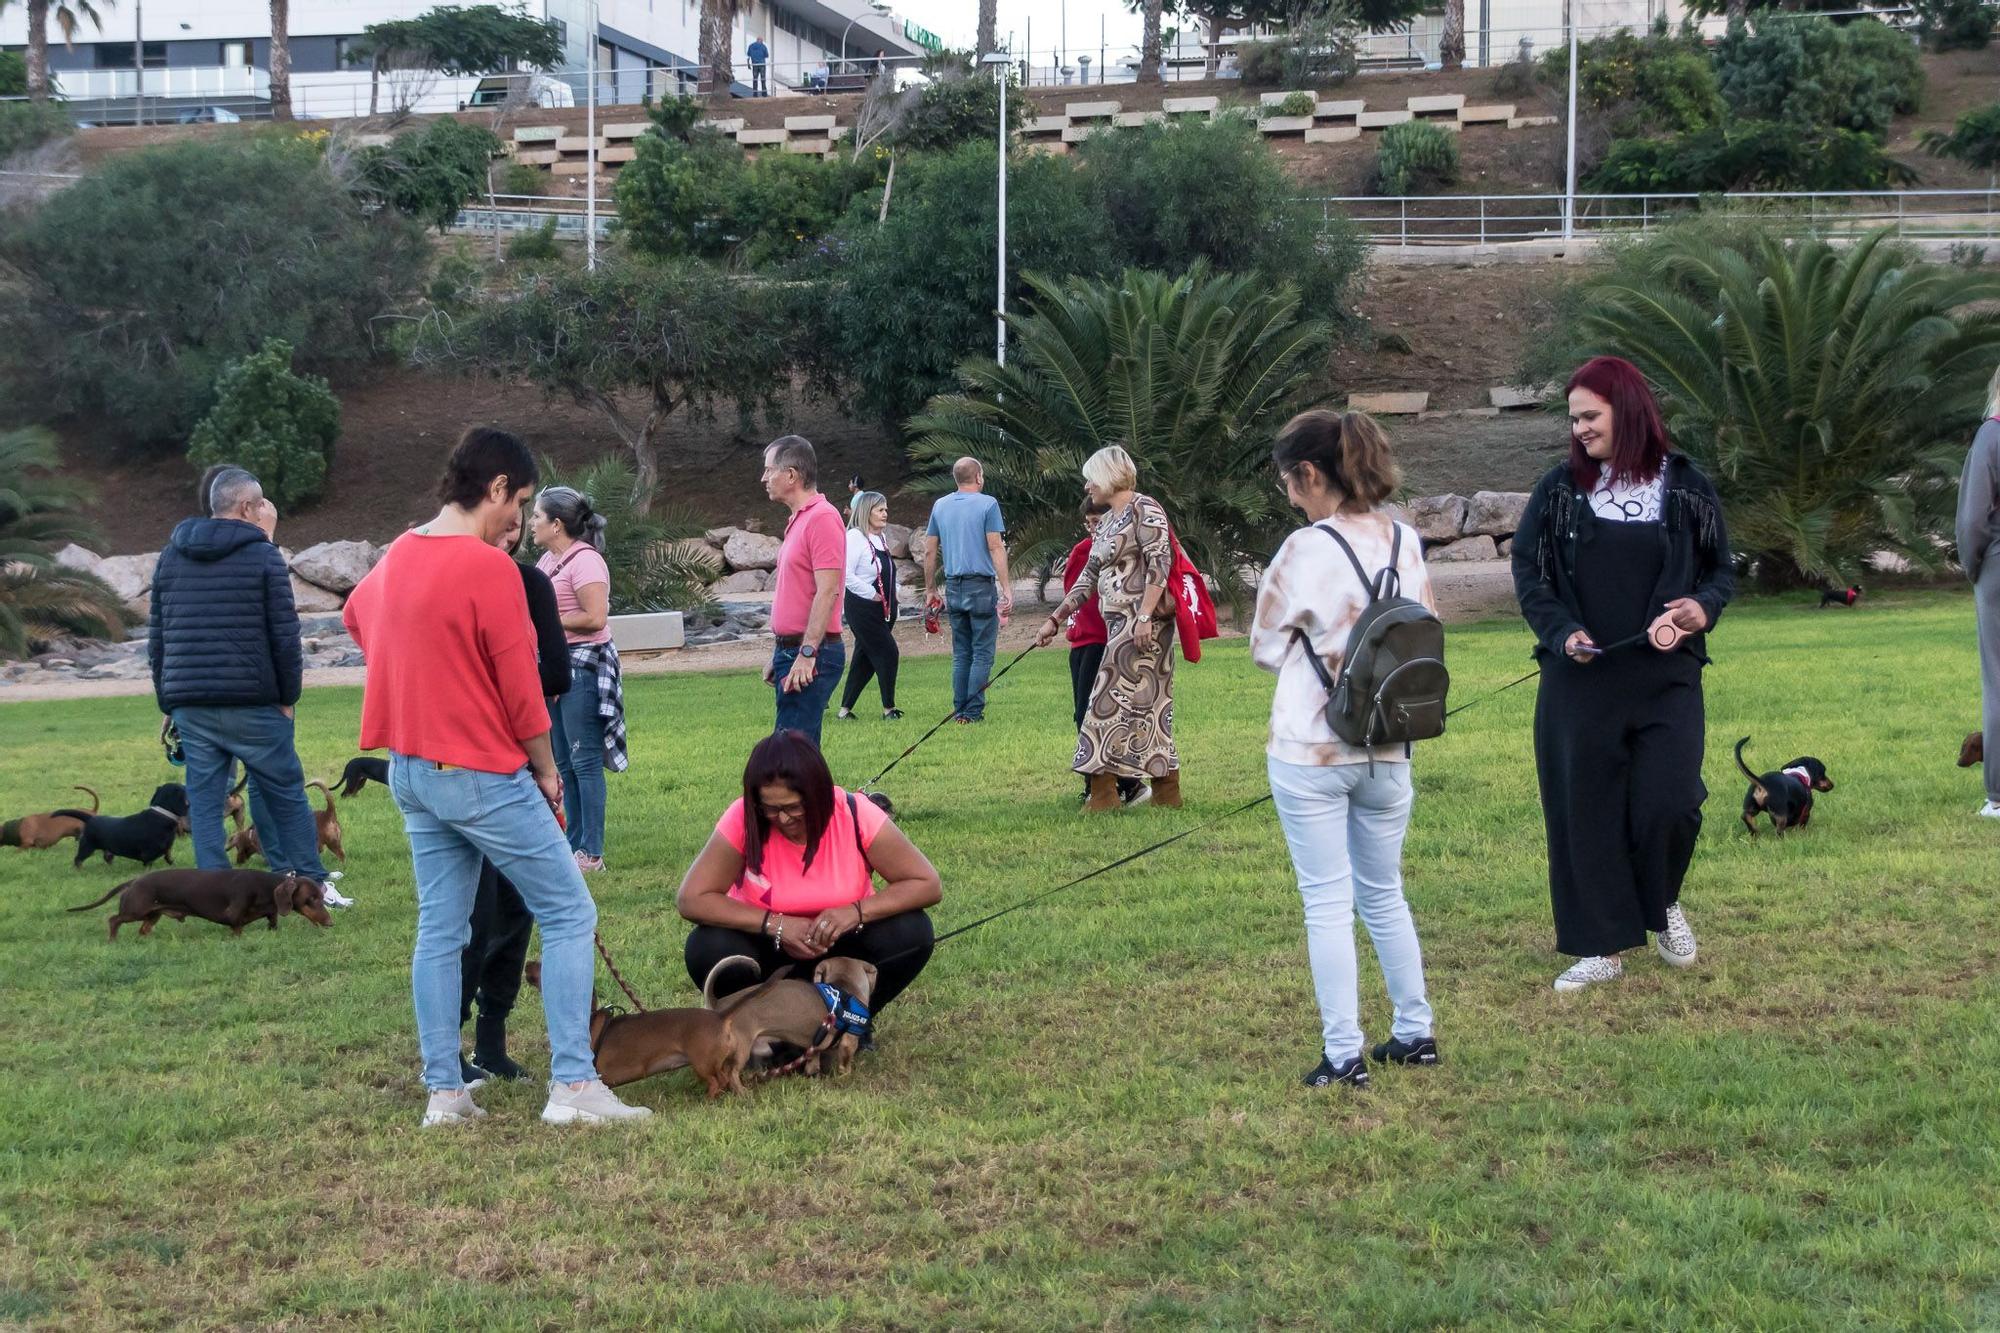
[3,589,1998,1330]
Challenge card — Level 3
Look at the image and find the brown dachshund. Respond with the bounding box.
[1960,732,1984,768]
[2,785,98,850]
[231,781,345,865]
[67,868,333,940]
[524,961,743,1096]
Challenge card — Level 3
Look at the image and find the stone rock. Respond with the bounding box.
[882,523,915,559]
[290,574,345,613]
[893,558,922,587]
[298,613,348,639]
[83,657,150,680]
[1465,491,1530,538]
[1497,537,1513,559]
[54,543,103,574]
[722,531,784,572]
[95,553,159,600]
[1427,535,1499,562]
[704,525,742,546]
[710,569,771,595]
[122,593,150,621]
[1408,494,1470,543]
[665,538,724,577]
[290,540,380,594]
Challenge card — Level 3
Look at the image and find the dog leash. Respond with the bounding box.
[595,932,648,1012]
[1439,623,1671,720]
[857,642,1042,793]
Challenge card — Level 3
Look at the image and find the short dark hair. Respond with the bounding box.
[740,730,836,877]
[1080,496,1109,519]
[1272,410,1399,511]
[439,426,537,510]
[765,435,818,488]
[1565,355,1669,490]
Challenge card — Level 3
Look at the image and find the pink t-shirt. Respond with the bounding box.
[719,787,887,914]
[537,544,612,645]
[771,495,846,637]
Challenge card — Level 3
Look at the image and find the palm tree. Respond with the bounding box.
[0,428,129,657]
[1439,0,1465,70]
[699,0,739,100]
[1566,226,2000,584]
[977,0,997,57]
[906,265,1333,605]
[268,0,293,121]
[1139,0,1165,83]
[1,0,109,104]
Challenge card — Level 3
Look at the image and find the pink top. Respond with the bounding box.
[771,495,846,637]
[537,544,613,645]
[719,787,886,914]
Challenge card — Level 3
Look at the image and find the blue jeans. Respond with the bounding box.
[1267,757,1433,1062]
[173,704,328,880]
[549,664,607,858]
[771,638,846,747]
[946,575,1000,720]
[388,754,600,1089]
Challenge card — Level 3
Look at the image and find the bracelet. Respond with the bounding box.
[761,909,772,938]
[853,902,865,932]
[773,920,784,951]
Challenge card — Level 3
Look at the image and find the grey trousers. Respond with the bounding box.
[1981,563,2000,803]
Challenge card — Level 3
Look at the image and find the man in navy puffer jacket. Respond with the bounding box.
[149,466,335,891]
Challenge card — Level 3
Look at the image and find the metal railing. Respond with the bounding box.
[1316,190,2000,248]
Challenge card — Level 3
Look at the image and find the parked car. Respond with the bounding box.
[465,73,576,109]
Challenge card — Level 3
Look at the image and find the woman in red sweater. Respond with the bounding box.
[344,427,651,1129]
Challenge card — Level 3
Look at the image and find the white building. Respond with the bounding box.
[0,0,934,121]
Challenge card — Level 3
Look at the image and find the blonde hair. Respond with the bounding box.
[1081,445,1138,495]
[848,490,886,531]
[1986,362,2000,419]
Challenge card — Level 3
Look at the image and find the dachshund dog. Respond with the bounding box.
[1960,732,1984,769]
[2,785,99,850]
[524,961,743,1095]
[336,756,390,799]
[55,784,188,867]
[1819,584,1862,608]
[68,868,333,940]
[1736,737,1834,835]
[231,781,345,865]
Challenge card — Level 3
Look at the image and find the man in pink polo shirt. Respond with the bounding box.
[760,435,846,745]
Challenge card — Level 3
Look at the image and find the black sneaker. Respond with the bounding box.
[883,709,904,720]
[1370,1036,1440,1066]
[1302,1054,1369,1089]
[459,1055,492,1089]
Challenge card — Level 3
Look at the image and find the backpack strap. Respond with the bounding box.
[846,791,870,873]
[1311,522,1377,598]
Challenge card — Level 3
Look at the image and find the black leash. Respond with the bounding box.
[858,642,1041,792]
[1439,625,1659,720]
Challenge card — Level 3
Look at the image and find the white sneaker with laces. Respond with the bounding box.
[319,871,354,908]
[1979,801,2000,820]
[1655,903,1697,967]
[1553,956,1624,992]
[421,1088,486,1127]
[541,1079,653,1125]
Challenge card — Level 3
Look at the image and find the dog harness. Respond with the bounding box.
[769,986,872,1078]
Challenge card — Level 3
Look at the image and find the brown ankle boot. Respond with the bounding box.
[1083,773,1120,812]
[1151,771,1182,808]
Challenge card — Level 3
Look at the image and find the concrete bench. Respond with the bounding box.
[514,126,561,144]
[1409,94,1466,118]
[1315,99,1365,122]
[1060,125,1100,143]
[1260,90,1317,107]
[1457,104,1513,125]
[1510,114,1559,129]
[1065,101,1120,119]
[556,136,601,153]
[611,612,685,654]
[1357,110,1413,130]
[1305,125,1360,144]
[1259,115,1313,135]
[1349,391,1430,414]
[512,149,560,165]
[737,127,788,145]
[1112,111,1165,127]
[785,137,833,154]
[603,122,650,140]
[696,118,746,134]
[784,114,836,133]
[1162,96,1219,116]
[1024,115,1070,136]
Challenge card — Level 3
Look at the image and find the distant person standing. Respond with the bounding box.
[150,465,340,896]
[763,434,847,746]
[1062,499,1141,806]
[922,457,1011,723]
[747,36,770,96]
[531,486,625,874]
[837,490,902,722]
[1958,362,2000,820]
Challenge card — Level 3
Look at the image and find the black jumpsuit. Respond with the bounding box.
[1532,513,1707,959]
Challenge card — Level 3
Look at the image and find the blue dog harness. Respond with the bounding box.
[815,983,872,1041]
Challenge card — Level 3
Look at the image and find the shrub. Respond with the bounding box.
[1529,223,2000,583]
[1239,3,1362,90]
[0,137,427,446]
[528,455,718,614]
[1921,103,2000,181]
[425,241,486,309]
[0,101,73,162]
[1713,16,1923,140]
[1913,0,1993,50]
[1236,39,1289,87]
[1079,113,1366,316]
[1266,91,1318,118]
[0,428,129,657]
[1542,25,1723,136]
[896,72,1026,153]
[1374,120,1460,195]
[186,339,342,512]
[1490,50,1539,99]
[501,161,549,196]
[0,49,23,97]
[354,118,502,232]
[907,266,1332,605]
[507,218,563,262]
[1587,121,1916,193]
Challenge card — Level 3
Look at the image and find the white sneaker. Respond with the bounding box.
[1978,801,2000,820]
[421,1088,486,1127]
[541,1079,653,1125]
[1553,956,1624,992]
[319,872,354,908]
[1655,904,1698,968]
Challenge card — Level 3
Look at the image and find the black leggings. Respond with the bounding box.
[460,860,534,1024]
[841,591,900,712]
[683,908,934,1013]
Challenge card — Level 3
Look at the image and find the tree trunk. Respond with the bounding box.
[977,0,998,58]
[1139,0,1164,84]
[699,0,735,102]
[1725,0,1748,19]
[1204,11,1221,79]
[580,388,665,514]
[1440,0,1465,71]
[370,57,382,116]
[269,0,294,121]
[26,0,50,103]
[878,152,896,222]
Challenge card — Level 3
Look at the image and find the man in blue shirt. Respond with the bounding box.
[922,457,1012,722]
[747,37,770,96]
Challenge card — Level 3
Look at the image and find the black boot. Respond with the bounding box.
[473,1014,529,1081]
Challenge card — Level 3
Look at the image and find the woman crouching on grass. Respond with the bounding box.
[676,731,941,1045]
[1252,410,1438,1090]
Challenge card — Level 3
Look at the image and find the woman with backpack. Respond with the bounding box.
[1251,409,1440,1090]
[1511,355,1734,993]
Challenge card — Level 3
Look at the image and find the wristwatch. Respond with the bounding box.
[798,643,817,659]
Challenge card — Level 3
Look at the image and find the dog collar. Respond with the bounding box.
[147,805,181,820]
[1781,766,1813,784]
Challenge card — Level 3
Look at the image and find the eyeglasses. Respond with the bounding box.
[757,800,806,823]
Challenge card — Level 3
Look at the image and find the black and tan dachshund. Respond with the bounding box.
[1736,737,1834,836]
[53,783,190,868]
[336,756,390,799]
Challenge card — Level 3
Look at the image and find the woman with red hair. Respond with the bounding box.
[1511,356,1735,992]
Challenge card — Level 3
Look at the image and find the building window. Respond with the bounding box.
[221,40,251,68]
[333,36,356,67]
[95,42,167,69]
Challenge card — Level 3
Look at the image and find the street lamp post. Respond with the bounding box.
[586,0,598,270]
[840,0,892,76]
[981,51,1010,365]
[1562,0,1578,245]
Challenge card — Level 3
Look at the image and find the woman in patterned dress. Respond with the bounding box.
[1035,446,1182,811]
